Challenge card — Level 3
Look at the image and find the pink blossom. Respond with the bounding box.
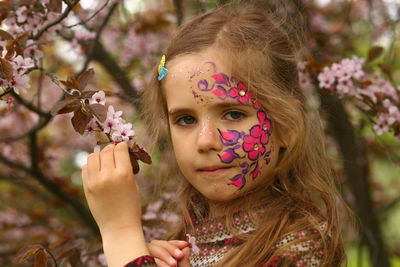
[24,40,44,60]
[7,97,14,110]
[75,29,96,42]
[15,6,28,23]
[25,16,42,36]
[106,105,123,121]
[336,79,355,96]
[102,117,117,133]
[94,141,101,153]
[186,234,200,255]
[85,119,97,136]
[318,67,335,89]
[10,73,30,94]
[111,122,135,142]
[373,114,390,135]
[11,55,34,69]
[90,91,106,105]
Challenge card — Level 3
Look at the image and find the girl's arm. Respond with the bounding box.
[82,142,151,267]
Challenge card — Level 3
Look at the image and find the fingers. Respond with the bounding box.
[81,164,88,180]
[100,143,116,171]
[149,243,178,266]
[168,240,190,250]
[149,240,189,266]
[155,258,173,267]
[177,247,191,267]
[114,142,132,171]
[87,152,100,177]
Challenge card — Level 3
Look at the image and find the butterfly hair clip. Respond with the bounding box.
[158,55,168,80]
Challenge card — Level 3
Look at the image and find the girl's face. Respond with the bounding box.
[163,48,280,202]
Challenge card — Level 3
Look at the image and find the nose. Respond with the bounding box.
[197,120,223,153]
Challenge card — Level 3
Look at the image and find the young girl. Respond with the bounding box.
[82,2,346,267]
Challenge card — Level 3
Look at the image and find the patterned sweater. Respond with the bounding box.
[124,210,330,267]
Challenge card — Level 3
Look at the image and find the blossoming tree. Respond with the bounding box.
[0,0,399,266]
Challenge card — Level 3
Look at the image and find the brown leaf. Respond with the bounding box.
[47,0,62,13]
[129,153,140,174]
[5,40,15,59]
[81,90,97,98]
[34,248,48,267]
[77,68,94,91]
[15,245,43,262]
[71,108,90,135]
[377,63,393,82]
[16,32,28,50]
[88,103,107,122]
[56,239,85,260]
[61,75,80,90]
[307,54,324,72]
[367,46,384,63]
[0,57,13,81]
[0,29,13,40]
[51,98,81,115]
[138,148,152,164]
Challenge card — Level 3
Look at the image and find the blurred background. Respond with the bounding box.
[0,0,399,266]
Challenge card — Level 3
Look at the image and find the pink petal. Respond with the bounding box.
[250,125,262,138]
[249,150,259,160]
[212,73,229,85]
[212,86,227,99]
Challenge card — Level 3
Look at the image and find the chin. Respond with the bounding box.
[202,188,242,202]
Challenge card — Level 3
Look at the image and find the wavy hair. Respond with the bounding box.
[141,2,346,266]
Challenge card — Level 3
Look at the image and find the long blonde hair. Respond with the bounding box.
[141,2,345,266]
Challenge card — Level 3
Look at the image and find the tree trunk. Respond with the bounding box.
[319,92,391,267]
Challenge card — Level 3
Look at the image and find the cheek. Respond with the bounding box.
[216,110,274,191]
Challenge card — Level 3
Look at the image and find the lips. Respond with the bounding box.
[197,165,233,175]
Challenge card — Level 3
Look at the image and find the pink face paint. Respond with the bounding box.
[194,69,273,191]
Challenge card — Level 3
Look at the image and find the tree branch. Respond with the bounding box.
[10,90,49,117]
[32,0,80,40]
[78,2,119,76]
[173,0,183,26]
[91,41,140,109]
[0,154,99,234]
[318,92,391,267]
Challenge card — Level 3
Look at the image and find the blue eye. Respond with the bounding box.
[176,115,196,126]
[224,110,245,121]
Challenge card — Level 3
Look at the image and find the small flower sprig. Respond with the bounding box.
[300,47,400,139]
[51,69,152,174]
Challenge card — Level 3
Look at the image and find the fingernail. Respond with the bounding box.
[168,257,176,265]
[175,248,183,256]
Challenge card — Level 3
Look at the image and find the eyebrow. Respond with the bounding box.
[168,101,249,116]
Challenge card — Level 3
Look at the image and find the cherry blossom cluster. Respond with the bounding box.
[0,53,34,95]
[85,90,136,152]
[3,2,61,38]
[299,55,400,138]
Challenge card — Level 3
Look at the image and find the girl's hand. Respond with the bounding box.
[82,142,149,267]
[148,240,191,267]
[82,142,142,233]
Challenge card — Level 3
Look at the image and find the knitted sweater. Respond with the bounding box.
[124,210,331,267]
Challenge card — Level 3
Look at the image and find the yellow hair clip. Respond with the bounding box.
[158,55,168,80]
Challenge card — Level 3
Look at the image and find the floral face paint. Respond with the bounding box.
[165,51,277,201]
[216,88,272,190]
[194,66,273,190]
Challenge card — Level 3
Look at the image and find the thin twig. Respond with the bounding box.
[10,90,50,117]
[32,0,80,40]
[0,114,52,142]
[0,88,12,98]
[66,0,110,28]
[78,2,119,76]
